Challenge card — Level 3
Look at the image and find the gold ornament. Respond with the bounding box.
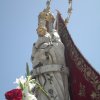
[36,25,47,37]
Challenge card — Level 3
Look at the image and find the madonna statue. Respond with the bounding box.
[31,1,70,100]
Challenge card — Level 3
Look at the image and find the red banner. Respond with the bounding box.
[56,12,100,100]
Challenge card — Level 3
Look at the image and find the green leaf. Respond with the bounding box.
[26,62,30,76]
[35,81,50,99]
[19,81,24,90]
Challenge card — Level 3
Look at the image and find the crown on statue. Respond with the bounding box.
[37,0,55,32]
[38,7,54,22]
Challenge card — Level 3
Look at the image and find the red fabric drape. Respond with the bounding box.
[56,12,100,100]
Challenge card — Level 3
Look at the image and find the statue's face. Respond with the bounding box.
[37,27,47,36]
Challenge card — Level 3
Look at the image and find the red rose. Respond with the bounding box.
[5,89,22,100]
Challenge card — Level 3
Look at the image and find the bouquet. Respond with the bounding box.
[5,63,48,100]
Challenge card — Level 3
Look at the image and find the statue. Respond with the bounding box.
[30,0,100,100]
[31,1,70,100]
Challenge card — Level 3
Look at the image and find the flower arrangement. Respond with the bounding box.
[5,63,48,100]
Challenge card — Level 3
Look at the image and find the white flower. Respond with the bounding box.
[23,93,37,100]
[29,83,36,90]
[14,76,26,85]
[22,82,36,94]
[13,75,38,100]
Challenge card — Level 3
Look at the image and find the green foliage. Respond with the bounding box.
[26,62,30,76]
[19,81,24,90]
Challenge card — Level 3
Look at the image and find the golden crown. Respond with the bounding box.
[38,8,54,22]
[38,0,54,21]
[38,0,55,32]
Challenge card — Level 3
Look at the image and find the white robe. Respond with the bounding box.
[31,31,70,100]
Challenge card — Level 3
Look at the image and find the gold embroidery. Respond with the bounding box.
[58,22,100,100]
[91,91,96,99]
[78,83,85,96]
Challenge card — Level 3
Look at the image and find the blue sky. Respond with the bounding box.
[0,0,100,99]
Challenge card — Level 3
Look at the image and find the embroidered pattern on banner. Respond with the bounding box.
[78,83,86,96]
[58,22,100,100]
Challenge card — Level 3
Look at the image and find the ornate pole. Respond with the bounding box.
[65,0,73,25]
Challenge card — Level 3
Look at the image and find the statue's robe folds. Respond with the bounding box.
[56,12,100,100]
[31,31,70,100]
